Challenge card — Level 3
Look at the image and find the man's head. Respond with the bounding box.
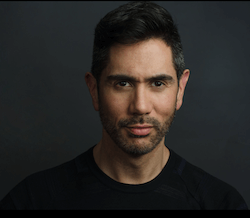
[85,1,189,156]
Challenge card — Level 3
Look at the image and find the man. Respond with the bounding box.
[0,1,248,210]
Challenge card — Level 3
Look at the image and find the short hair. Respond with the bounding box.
[90,1,185,91]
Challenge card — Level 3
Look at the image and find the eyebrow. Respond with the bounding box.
[106,74,175,83]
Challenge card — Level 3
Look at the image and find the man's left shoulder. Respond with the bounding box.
[197,170,248,210]
[172,152,248,210]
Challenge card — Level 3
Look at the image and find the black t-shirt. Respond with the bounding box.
[0,145,248,210]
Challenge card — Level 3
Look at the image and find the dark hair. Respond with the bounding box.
[91,1,185,91]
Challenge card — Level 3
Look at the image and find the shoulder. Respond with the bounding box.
[171,150,248,210]
[0,149,90,210]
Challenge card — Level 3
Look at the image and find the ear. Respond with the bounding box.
[176,69,190,111]
[85,72,99,111]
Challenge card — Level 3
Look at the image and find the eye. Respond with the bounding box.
[152,81,165,87]
[116,81,130,87]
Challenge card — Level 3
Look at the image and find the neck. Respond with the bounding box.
[93,129,170,184]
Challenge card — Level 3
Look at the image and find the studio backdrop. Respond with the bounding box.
[0,1,250,207]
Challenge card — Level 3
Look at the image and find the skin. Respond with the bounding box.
[85,38,190,184]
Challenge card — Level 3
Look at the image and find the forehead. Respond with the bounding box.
[103,38,176,80]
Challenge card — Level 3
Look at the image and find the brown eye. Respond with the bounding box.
[152,81,164,87]
[117,81,130,87]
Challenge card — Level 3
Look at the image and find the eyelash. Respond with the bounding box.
[116,81,165,87]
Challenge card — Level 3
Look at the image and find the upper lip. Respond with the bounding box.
[127,125,153,128]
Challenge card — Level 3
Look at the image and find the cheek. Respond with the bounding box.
[153,93,177,117]
[101,91,129,120]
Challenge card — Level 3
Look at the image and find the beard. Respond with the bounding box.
[98,100,176,157]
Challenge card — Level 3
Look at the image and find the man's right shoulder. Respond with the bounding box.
[0,149,90,210]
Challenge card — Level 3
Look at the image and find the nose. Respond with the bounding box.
[128,85,152,116]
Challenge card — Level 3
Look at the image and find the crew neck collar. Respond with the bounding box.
[85,145,176,193]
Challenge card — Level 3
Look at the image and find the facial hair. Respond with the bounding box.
[98,99,176,157]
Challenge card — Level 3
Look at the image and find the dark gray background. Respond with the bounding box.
[0,1,249,207]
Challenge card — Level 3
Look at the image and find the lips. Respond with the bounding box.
[128,125,153,128]
[126,125,153,136]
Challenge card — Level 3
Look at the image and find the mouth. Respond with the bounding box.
[127,124,153,128]
[126,125,153,136]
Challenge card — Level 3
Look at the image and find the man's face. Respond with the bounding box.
[87,38,189,156]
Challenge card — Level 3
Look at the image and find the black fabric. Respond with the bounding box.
[0,145,248,210]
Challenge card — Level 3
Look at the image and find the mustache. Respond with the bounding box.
[118,116,161,128]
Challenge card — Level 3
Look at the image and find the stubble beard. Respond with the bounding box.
[98,99,176,157]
